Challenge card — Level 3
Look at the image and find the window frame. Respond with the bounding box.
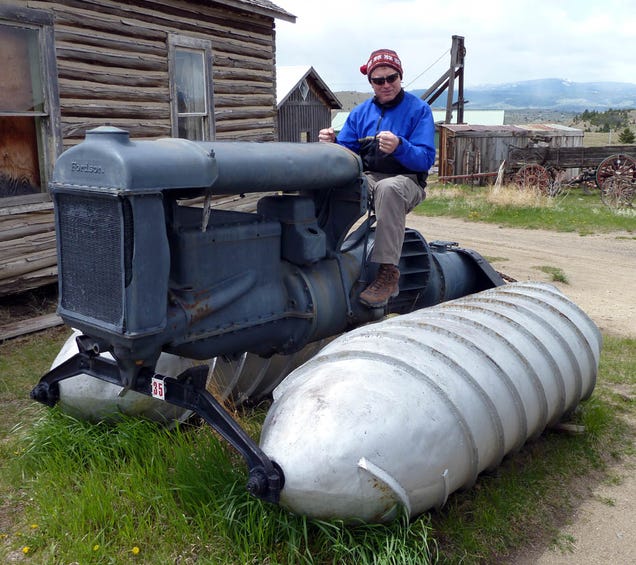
[168,34,215,141]
[0,5,62,199]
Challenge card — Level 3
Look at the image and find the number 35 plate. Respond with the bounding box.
[151,376,166,400]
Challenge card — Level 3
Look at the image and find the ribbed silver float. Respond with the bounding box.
[206,339,330,404]
[259,282,602,523]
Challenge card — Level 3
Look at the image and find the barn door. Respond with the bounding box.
[0,7,61,201]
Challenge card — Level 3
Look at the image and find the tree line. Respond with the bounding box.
[572,108,635,143]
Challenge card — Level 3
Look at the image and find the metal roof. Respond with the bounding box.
[517,123,583,135]
[276,65,342,109]
[440,123,583,136]
[331,112,349,133]
[214,0,296,22]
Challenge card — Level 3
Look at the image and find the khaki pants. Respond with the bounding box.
[365,172,426,266]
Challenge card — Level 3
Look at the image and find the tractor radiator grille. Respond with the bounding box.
[57,193,126,328]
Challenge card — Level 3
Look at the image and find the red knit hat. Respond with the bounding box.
[360,49,403,80]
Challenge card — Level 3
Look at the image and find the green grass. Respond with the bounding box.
[1,330,634,564]
[2,404,438,564]
[418,185,636,234]
[0,327,68,441]
[534,265,569,283]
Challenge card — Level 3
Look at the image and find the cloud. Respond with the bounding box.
[274,0,636,90]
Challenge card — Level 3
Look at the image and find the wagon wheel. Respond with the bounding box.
[514,164,551,193]
[600,177,635,209]
[595,154,636,189]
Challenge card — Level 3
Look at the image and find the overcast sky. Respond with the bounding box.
[273,0,635,92]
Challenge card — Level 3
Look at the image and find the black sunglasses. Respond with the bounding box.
[370,73,400,86]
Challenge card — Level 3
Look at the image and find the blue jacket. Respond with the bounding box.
[336,90,436,175]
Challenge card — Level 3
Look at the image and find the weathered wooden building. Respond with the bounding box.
[438,123,584,184]
[276,65,341,142]
[0,0,295,296]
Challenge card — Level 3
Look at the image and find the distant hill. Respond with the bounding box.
[335,79,636,113]
[334,90,372,112]
[412,79,636,112]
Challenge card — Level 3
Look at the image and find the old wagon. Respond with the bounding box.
[506,145,636,208]
[437,123,583,188]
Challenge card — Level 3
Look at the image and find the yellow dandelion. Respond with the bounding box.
[30,524,39,529]
[131,546,140,555]
[22,546,30,554]
[93,544,100,551]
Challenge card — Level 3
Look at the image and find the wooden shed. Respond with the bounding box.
[276,65,341,142]
[438,123,583,185]
[0,0,295,296]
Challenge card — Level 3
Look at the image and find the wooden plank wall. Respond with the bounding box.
[278,78,333,142]
[26,0,279,145]
[0,194,57,295]
[2,0,280,297]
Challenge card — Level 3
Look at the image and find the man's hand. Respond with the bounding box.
[318,127,336,143]
[377,131,400,154]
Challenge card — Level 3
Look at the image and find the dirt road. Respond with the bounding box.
[406,213,635,564]
[406,214,635,337]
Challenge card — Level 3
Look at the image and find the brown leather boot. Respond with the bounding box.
[359,264,400,308]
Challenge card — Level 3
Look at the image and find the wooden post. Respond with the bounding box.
[445,35,465,124]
